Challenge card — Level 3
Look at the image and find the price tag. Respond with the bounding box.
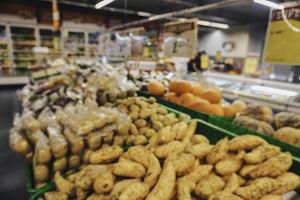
[244,57,258,74]
[201,55,209,69]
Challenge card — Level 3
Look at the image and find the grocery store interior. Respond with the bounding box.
[0,0,300,200]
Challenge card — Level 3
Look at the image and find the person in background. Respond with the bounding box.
[187,51,206,73]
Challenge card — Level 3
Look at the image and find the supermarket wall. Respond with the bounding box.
[198,26,250,58]
[198,24,268,59]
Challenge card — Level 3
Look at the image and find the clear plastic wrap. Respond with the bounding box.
[34,131,52,164]
[9,114,32,157]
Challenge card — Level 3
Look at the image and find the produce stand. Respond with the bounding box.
[27,100,300,199]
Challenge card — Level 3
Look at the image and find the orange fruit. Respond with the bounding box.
[179,93,197,107]
[191,84,204,97]
[148,82,165,96]
[223,105,237,117]
[210,104,224,116]
[169,80,192,96]
[190,98,212,114]
[200,88,222,104]
[168,94,181,104]
[169,81,178,93]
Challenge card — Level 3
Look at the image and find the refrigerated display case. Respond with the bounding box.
[0,24,11,70]
[88,32,100,58]
[11,26,37,69]
[39,29,61,58]
[64,31,85,57]
[203,71,300,113]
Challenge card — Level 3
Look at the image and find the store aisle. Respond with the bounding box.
[0,86,29,200]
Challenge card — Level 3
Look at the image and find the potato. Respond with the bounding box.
[47,126,68,158]
[87,194,111,200]
[139,127,148,135]
[195,174,225,199]
[215,152,244,176]
[35,133,52,164]
[44,191,68,200]
[117,123,130,135]
[9,127,32,157]
[260,195,281,200]
[208,193,243,200]
[249,152,292,178]
[93,170,115,194]
[54,172,75,196]
[102,130,114,144]
[234,177,279,200]
[53,157,67,172]
[34,164,49,183]
[134,135,148,145]
[113,158,146,178]
[64,128,84,154]
[76,188,88,200]
[158,126,176,144]
[83,149,93,164]
[67,172,79,182]
[129,123,139,136]
[239,164,259,177]
[272,172,300,195]
[172,121,188,141]
[152,121,164,131]
[172,153,195,176]
[154,141,185,159]
[110,179,140,199]
[222,173,240,193]
[207,137,229,164]
[183,120,197,144]
[157,107,168,115]
[113,135,126,146]
[186,143,213,159]
[130,104,140,112]
[87,132,102,150]
[140,108,154,119]
[146,159,176,200]
[190,134,209,145]
[177,177,194,200]
[144,153,161,189]
[135,119,147,128]
[21,115,40,132]
[147,134,159,149]
[90,146,123,164]
[185,163,213,183]
[129,111,139,121]
[145,128,156,138]
[125,135,136,145]
[68,155,81,169]
[229,135,266,151]
[119,181,149,200]
[127,146,150,167]
[244,144,280,164]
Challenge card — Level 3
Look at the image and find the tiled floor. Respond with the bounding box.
[0,86,29,200]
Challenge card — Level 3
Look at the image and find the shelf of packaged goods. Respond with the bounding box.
[13,41,36,46]
[14,58,36,61]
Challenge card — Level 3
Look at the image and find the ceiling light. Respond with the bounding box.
[95,0,115,9]
[198,20,229,29]
[137,11,152,17]
[253,0,283,9]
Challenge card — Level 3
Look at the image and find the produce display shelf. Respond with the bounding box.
[27,99,300,199]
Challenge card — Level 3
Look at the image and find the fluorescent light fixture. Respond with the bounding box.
[137,11,152,17]
[95,0,115,9]
[198,20,229,29]
[254,0,283,9]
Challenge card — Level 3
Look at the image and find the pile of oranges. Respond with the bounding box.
[147,80,238,117]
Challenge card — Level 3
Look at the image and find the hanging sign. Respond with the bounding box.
[163,19,198,58]
[264,4,300,65]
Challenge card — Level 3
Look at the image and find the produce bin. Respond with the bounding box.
[208,115,300,172]
[137,90,209,121]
